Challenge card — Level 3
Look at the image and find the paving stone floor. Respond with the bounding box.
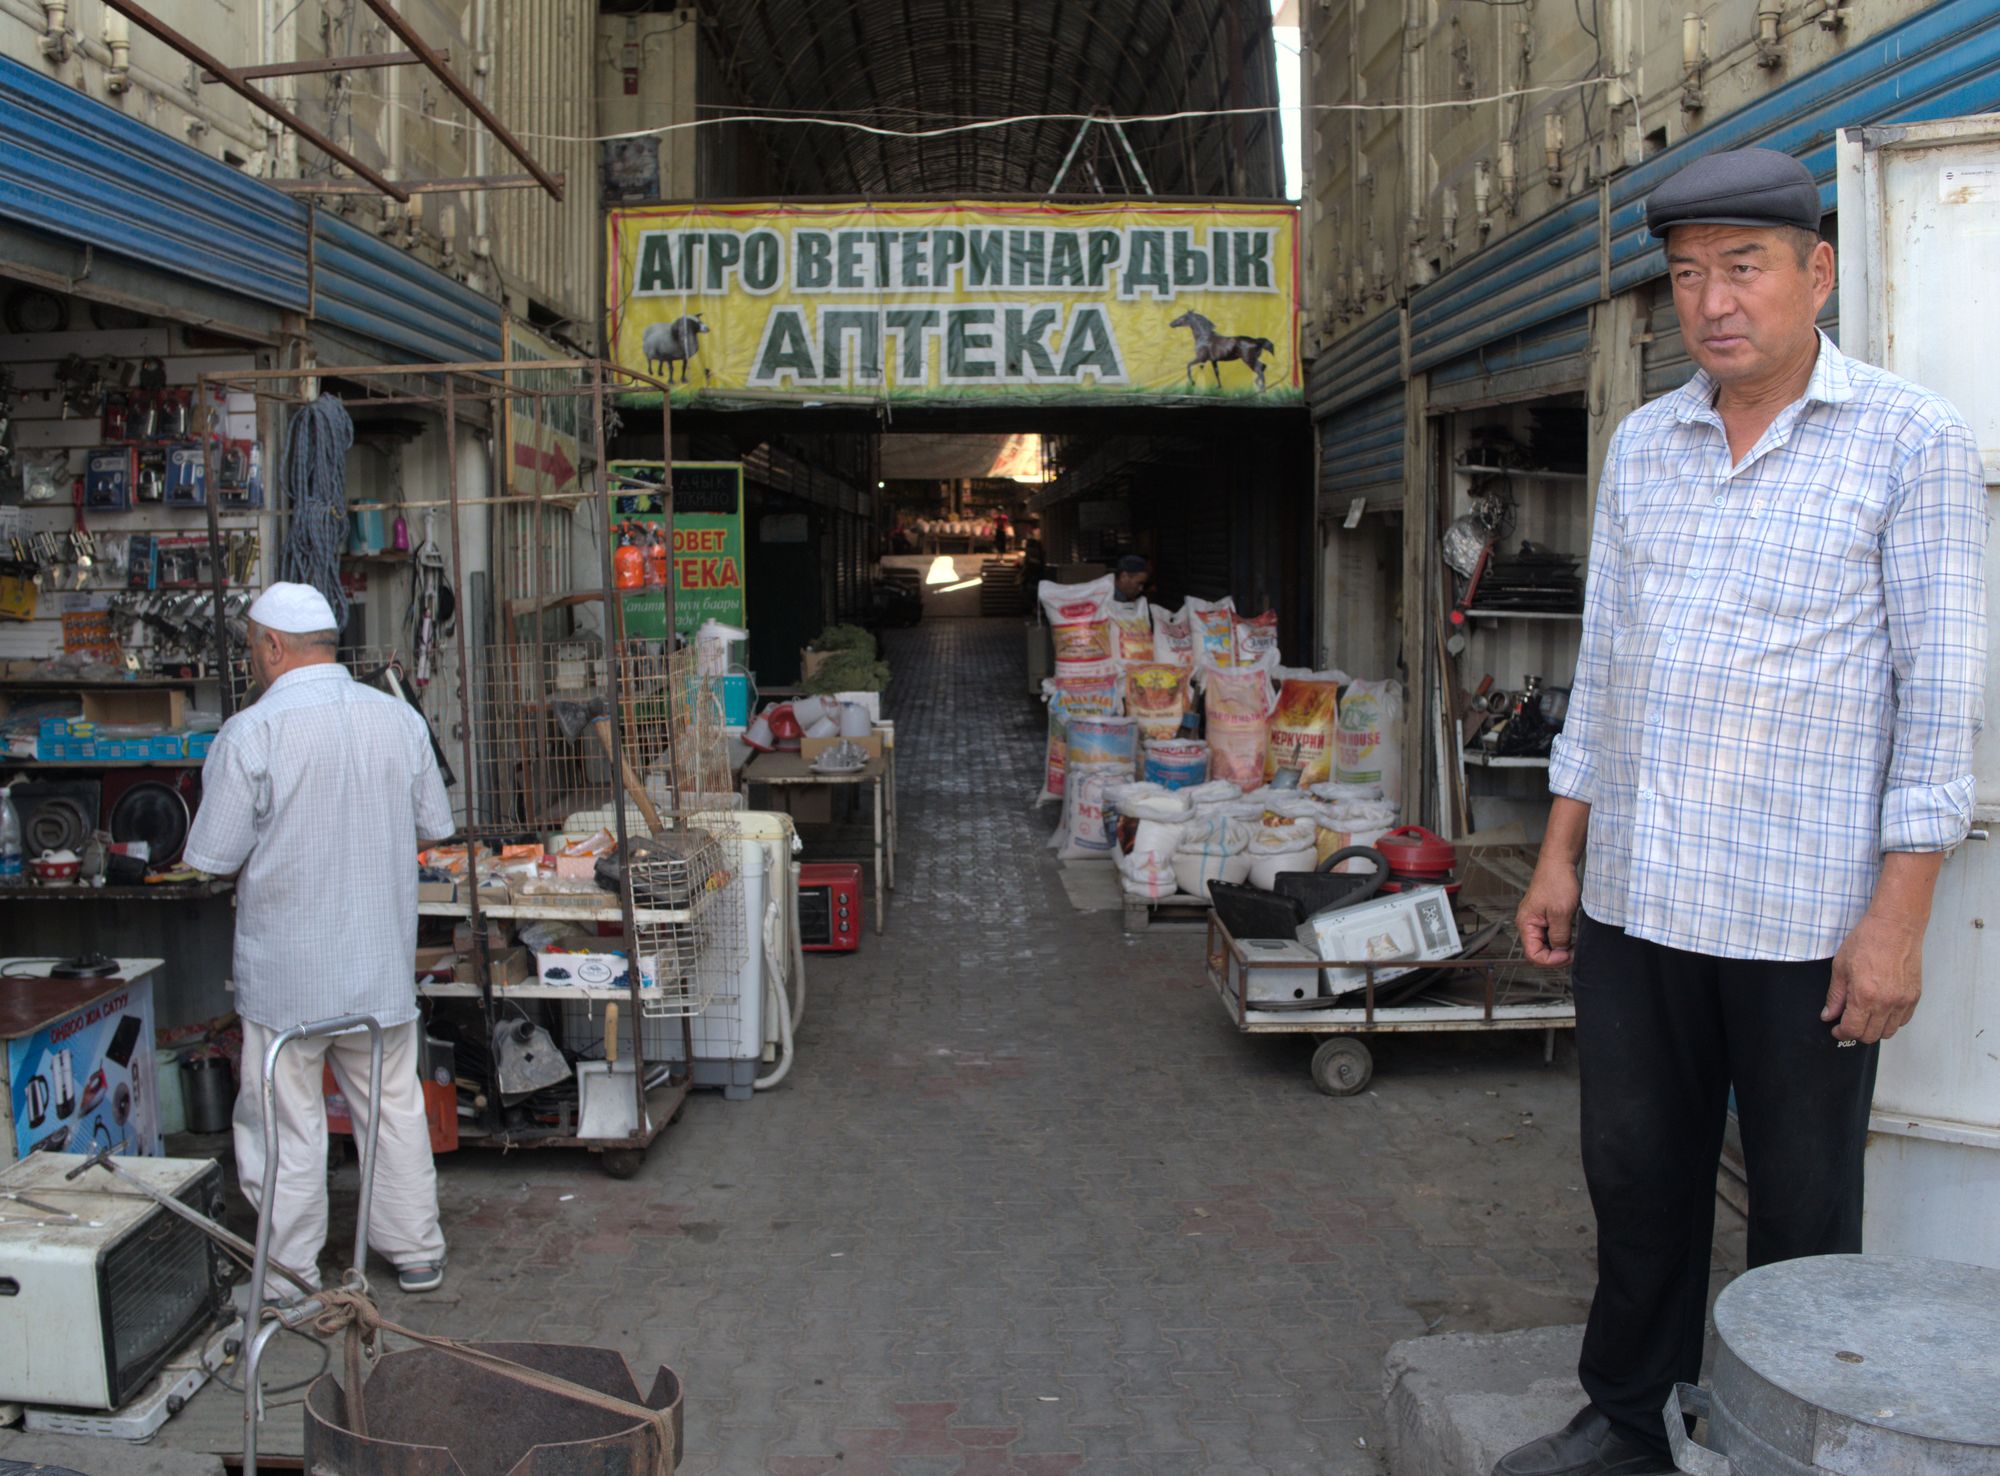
[159,617,1743,1474]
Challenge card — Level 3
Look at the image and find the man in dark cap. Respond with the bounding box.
[1499,148,1986,1475]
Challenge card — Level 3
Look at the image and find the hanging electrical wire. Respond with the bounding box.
[277,393,355,631]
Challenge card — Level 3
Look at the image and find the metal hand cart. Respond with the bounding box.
[1204,894,1574,1096]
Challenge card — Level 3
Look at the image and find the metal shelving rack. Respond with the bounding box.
[194,355,710,1175]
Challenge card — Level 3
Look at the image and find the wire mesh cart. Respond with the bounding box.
[192,354,737,1175]
[1204,878,1574,1096]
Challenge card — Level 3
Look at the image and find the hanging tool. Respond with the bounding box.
[551,696,665,836]
[410,509,446,686]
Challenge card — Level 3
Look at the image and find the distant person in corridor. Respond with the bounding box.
[1113,553,1151,602]
[1497,149,1987,1476]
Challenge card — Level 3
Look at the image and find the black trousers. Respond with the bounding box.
[1572,912,1879,1457]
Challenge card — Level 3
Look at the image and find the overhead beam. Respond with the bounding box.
[98,0,411,202]
[201,49,444,84]
[356,0,565,202]
[270,172,564,194]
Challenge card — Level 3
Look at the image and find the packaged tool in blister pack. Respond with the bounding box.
[85,447,135,509]
[165,443,205,505]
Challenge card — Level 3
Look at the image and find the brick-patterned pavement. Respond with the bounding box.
[164,617,1728,1474]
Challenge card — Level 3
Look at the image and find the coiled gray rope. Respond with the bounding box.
[278,392,355,629]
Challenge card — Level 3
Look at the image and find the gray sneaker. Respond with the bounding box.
[396,1259,445,1293]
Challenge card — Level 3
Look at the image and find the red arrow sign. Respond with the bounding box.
[512,439,576,488]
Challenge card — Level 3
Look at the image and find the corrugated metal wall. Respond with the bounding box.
[489,0,599,329]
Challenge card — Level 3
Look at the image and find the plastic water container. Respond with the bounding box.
[154,1049,188,1136]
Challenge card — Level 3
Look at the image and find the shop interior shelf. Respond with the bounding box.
[417,899,696,925]
[1461,609,1583,622]
[1461,751,1552,769]
[5,758,206,769]
[417,980,666,1002]
[1454,464,1591,482]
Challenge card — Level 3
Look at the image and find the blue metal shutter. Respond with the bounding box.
[0,55,307,310]
[1427,309,1593,412]
[1310,307,1406,511]
[312,211,503,365]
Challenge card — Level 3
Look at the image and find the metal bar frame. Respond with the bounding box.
[272,173,564,196]
[201,354,690,1159]
[200,49,444,83]
[356,0,565,201]
[96,0,412,203]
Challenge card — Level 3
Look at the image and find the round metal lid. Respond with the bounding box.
[1713,1254,2000,1448]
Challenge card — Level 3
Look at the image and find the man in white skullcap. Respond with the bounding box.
[185,582,454,1297]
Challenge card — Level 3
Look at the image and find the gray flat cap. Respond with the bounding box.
[1646,147,1820,239]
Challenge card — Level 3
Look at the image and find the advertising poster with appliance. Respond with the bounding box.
[609,460,747,641]
[7,982,160,1160]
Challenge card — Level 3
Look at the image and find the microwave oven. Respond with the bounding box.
[0,1154,233,1409]
[796,862,862,952]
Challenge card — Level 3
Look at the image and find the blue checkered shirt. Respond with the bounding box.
[1550,334,1988,961]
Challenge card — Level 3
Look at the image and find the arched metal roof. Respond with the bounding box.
[692,0,1284,198]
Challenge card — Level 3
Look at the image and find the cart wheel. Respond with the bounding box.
[1311,1037,1373,1097]
[600,1147,646,1179]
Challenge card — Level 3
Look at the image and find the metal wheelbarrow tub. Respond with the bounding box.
[1666,1254,2000,1475]
[304,1340,684,1474]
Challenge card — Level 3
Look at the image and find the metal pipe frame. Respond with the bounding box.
[271,172,565,195]
[356,0,565,201]
[96,0,412,203]
[244,1014,385,1476]
[201,49,444,84]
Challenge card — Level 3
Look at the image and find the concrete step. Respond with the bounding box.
[1383,1324,1586,1476]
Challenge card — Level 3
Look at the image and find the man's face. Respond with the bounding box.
[1666,224,1834,389]
[1115,568,1148,600]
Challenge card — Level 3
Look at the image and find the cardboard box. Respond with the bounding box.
[1302,887,1462,995]
[454,944,534,989]
[800,733,883,765]
[801,649,832,681]
[416,880,457,904]
[775,788,834,825]
[534,947,660,991]
[82,688,187,732]
[414,944,457,977]
[184,731,215,761]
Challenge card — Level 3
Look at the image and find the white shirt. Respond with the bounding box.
[185,664,454,1029]
[1550,334,1988,961]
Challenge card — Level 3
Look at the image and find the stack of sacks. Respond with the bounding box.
[1308,781,1398,868]
[1066,714,1138,778]
[1102,780,1166,851]
[1055,763,1129,861]
[1172,811,1254,899]
[1115,788,1192,899]
[1037,667,1124,804]
[1201,669,1276,792]
[1264,668,1348,789]
[1245,817,1319,889]
[1142,738,1209,789]
[1335,678,1404,810]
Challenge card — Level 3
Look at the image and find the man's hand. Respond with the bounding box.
[1824,850,1947,1044]
[1518,859,1583,967]
[1824,910,1926,1044]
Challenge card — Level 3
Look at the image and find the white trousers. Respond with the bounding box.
[234,1018,446,1295]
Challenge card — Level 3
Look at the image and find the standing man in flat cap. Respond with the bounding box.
[1499,148,1987,1475]
[185,582,455,1299]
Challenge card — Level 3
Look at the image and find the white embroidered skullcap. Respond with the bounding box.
[246,582,338,634]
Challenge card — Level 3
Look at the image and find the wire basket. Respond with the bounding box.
[463,638,733,841]
[628,829,743,1019]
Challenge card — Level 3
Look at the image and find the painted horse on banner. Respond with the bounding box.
[1169,310,1276,392]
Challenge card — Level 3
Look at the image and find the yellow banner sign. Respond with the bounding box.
[607,200,1301,406]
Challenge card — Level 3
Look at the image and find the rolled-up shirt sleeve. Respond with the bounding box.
[183,725,265,875]
[1879,417,1988,852]
[1548,428,1625,806]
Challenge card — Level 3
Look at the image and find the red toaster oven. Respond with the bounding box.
[797,862,863,952]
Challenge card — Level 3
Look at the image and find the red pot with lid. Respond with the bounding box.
[1376,824,1460,894]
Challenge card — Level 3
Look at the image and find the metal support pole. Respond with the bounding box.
[197,380,235,712]
[1046,118,1096,195]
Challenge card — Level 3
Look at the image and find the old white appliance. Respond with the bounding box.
[0,1153,233,1409]
[1840,115,2000,1270]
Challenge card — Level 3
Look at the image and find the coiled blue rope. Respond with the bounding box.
[278,392,355,629]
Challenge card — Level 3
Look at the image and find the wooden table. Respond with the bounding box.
[738,751,895,933]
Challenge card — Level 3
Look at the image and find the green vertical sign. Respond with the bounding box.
[610,461,745,639]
